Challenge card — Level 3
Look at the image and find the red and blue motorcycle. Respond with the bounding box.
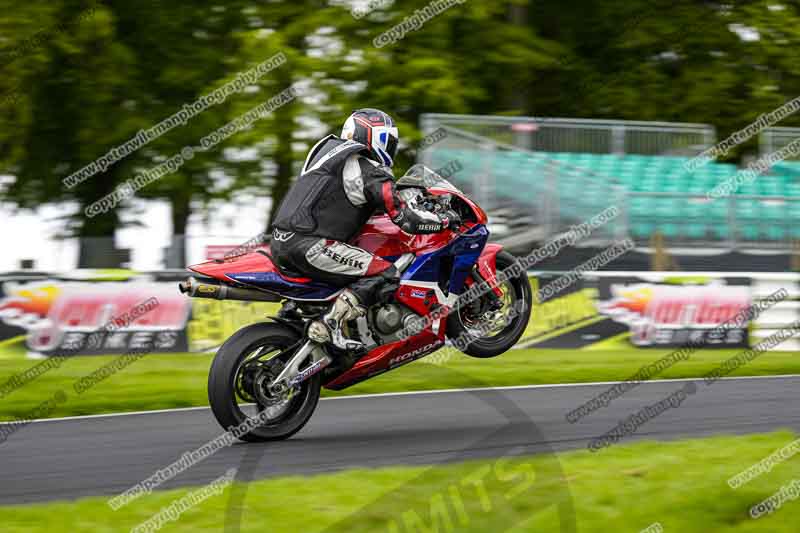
[180,165,532,440]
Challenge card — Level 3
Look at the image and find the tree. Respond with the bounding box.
[0,1,252,267]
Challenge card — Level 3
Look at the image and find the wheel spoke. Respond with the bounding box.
[232,343,296,423]
[458,277,520,340]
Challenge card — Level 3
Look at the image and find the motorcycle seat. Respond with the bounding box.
[255,250,313,284]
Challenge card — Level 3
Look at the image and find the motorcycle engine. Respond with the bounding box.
[371,304,419,344]
[374,305,402,334]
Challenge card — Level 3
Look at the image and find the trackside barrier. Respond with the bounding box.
[1,270,798,357]
[517,271,800,351]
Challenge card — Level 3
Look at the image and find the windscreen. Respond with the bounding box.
[397,164,463,194]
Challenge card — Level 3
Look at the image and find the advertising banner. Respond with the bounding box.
[595,275,752,348]
[519,272,798,349]
[1,270,797,356]
[0,273,279,356]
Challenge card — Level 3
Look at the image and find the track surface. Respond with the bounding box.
[1,376,799,505]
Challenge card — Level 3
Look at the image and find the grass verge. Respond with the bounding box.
[2,431,799,532]
[2,340,800,421]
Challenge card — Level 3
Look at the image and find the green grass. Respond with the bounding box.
[2,339,800,421]
[3,431,800,532]
[0,347,214,421]
[326,343,800,397]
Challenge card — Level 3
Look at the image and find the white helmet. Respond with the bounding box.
[341,108,399,167]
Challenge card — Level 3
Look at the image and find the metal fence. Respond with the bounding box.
[626,192,800,251]
[760,127,800,156]
[421,114,716,156]
[421,124,627,247]
[421,117,800,253]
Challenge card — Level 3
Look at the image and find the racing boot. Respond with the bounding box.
[307,289,366,352]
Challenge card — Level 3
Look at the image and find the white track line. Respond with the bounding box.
[3,373,800,426]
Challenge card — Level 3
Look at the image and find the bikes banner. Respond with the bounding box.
[520,272,799,349]
[0,271,279,356]
[594,274,753,348]
[1,270,797,355]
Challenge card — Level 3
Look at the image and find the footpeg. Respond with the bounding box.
[329,322,366,351]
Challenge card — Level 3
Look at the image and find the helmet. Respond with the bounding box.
[341,108,399,167]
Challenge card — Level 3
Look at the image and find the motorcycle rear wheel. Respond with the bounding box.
[208,322,321,441]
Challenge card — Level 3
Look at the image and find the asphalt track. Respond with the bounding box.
[1,375,799,505]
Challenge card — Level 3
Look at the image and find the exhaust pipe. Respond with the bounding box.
[179,277,281,302]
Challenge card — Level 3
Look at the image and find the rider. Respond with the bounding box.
[271,109,451,352]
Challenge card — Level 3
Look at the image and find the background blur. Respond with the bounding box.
[6,4,800,532]
[4,0,800,273]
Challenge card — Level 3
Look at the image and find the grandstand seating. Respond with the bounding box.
[428,149,800,244]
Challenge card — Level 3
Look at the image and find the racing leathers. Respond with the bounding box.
[271,134,448,351]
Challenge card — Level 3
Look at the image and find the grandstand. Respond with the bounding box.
[420,115,800,254]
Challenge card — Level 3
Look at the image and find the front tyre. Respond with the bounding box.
[208,322,321,441]
[447,251,532,358]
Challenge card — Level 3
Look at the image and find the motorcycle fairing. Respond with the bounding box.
[325,224,491,390]
[227,272,341,301]
[323,325,445,390]
[188,250,341,301]
[395,224,488,305]
[471,243,505,298]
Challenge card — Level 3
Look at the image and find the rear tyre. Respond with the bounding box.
[208,322,321,441]
[446,251,532,358]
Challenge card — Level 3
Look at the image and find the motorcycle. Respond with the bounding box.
[180,164,532,440]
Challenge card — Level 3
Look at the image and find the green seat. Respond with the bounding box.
[632,222,654,238]
[785,182,800,198]
[686,222,707,238]
[764,225,786,241]
[735,201,759,221]
[759,178,783,196]
[684,199,707,218]
[656,223,679,238]
[738,183,759,196]
[714,224,731,240]
[630,197,652,217]
[739,224,759,240]
[654,198,682,218]
[760,200,785,221]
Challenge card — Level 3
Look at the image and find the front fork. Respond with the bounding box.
[467,265,504,312]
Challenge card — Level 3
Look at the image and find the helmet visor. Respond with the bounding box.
[377,127,399,160]
[385,130,398,159]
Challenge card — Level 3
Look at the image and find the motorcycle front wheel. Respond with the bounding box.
[446,251,533,358]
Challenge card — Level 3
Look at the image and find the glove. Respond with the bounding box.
[367,164,394,180]
[442,209,461,230]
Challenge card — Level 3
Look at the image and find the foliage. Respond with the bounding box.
[2,1,800,264]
